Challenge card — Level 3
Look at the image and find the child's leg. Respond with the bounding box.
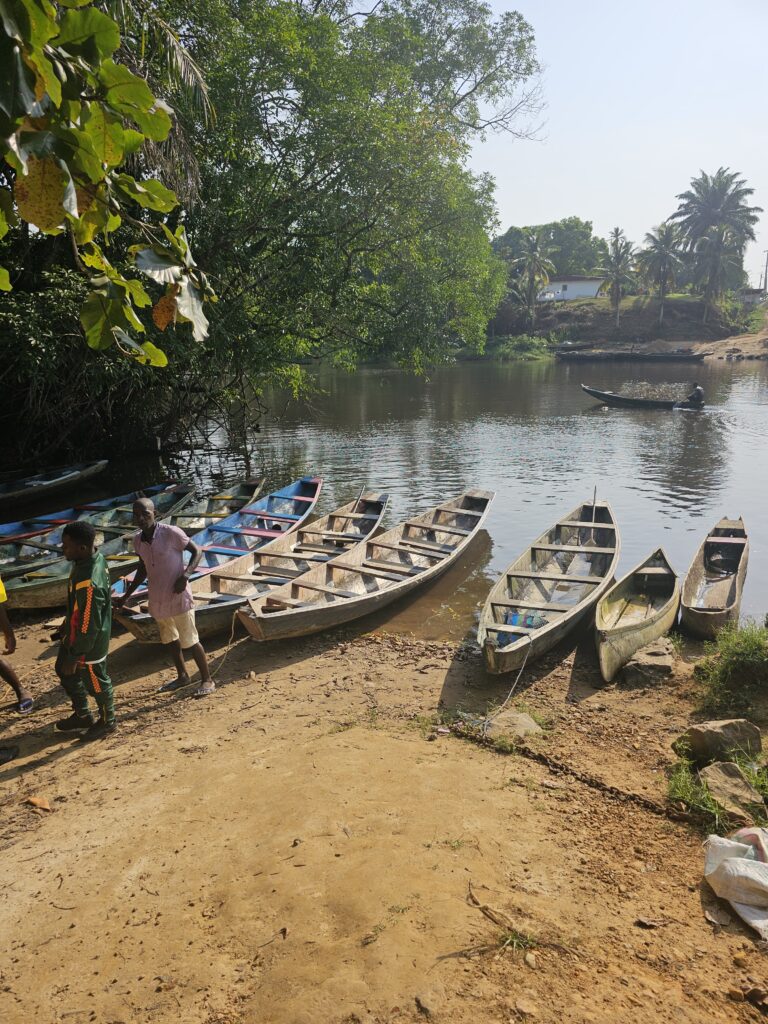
[83,660,115,726]
[0,655,30,703]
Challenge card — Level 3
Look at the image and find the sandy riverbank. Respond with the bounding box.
[0,618,763,1023]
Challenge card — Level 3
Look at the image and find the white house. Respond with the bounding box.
[537,275,605,302]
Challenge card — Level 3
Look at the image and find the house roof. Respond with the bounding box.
[545,275,605,283]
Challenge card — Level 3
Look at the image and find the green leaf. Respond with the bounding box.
[113,329,168,366]
[128,101,172,142]
[80,288,119,349]
[55,8,120,63]
[98,58,154,112]
[133,246,183,284]
[0,38,39,120]
[0,265,10,291]
[114,173,177,212]
[81,103,124,167]
[14,0,59,50]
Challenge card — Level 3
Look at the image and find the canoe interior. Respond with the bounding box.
[240,489,493,629]
[117,491,390,629]
[580,384,699,411]
[682,518,748,612]
[482,501,618,651]
[598,550,677,630]
[0,460,108,503]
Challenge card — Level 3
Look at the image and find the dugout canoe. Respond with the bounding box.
[680,517,749,639]
[114,491,389,642]
[235,489,494,642]
[0,484,195,581]
[147,477,266,536]
[0,460,108,508]
[109,475,324,611]
[581,384,703,410]
[0,480,186,541]
[559,351,707,363]
[595,548,680,683]
[478,500,620,674]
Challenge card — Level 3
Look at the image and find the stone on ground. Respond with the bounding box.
[619,637,675,687]
[485,710,542,743]
[673,719,762,766]
[698,761,764,823]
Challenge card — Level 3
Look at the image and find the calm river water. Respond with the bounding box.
[68,358,768,642]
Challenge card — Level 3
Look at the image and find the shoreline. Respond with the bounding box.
[0,616,760,1022]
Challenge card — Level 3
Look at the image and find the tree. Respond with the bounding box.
[692,226,745,323]
[511,229,554,329]
[597,228,635,328]
[635,222,683,328]
[0,0,214,365]
[495,216,606,277]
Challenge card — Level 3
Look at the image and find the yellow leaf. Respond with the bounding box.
[14,157,67,233]
[25,795,52,811]
[151,291,177,331]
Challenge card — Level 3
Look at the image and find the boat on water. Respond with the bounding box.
[581,384,703,410]
[114,491,389,642]
[143,478,266,536]
[0,460,108,508]
[0,484,194,581]
[478,500,620,674]
[110,476,324,609]
[680,518,749,639]
[595,548,680,683]
[558,350,707,363]
[236,489,494,642]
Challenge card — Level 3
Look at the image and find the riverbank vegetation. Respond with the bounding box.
[1,0,541,466]
[695,621,768,715]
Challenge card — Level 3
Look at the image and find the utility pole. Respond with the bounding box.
[763,249,768,294]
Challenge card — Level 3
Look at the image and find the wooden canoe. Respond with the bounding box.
[680,517,749,639]
[0,460,108,507]
[113,491,390,642]
[0,484,196,581]
[236,489,494,642]
[478,500,621,674]
[581,384,703,410]
[595,548,680,683]
[109,475,324,611]
[0,480,187,540]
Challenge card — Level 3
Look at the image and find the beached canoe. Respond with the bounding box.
[478,500,620,674]
[0,480,185,541]
[0,484,195,581]
[559,350,707,363]
[581,384,703,410]
[0,460,108,508]
[114,491,389,642]
[680,518,749,639]
[595,548,680,683]
[235,489,494,643]
[145,478,266,536]
[109,476,324,611]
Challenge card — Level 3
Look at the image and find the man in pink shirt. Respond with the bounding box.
[113,498,214,696]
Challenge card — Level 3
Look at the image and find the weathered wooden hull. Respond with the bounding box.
[236,490,494,642]
[478,500,620,675]
[680,518,749,639]
[6,559,140,610]
[560,351,706,363]
[595,549,680,683]
[0,460,108,507]
[581,384,701,410]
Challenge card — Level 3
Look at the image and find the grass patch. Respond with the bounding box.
[668,630,685,657]
[514,700,553,731]
[667,754,729,834]
[497,927,537,952]
[491,333,558,361]
[695,621,768,714]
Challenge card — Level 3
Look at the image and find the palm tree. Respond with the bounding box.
[511,230,555,329]
[672,167,761,246]
[635,223,683,328]
[596,228,635,328]
[692,226,744,323]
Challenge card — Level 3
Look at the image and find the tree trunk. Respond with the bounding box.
[658,280,666,328]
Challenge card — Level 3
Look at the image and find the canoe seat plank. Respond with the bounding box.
[213,526,283,538]
[367,539,442,560]
[292,580,357,598]
[485,622,538,635]
[436,505,483,517]
[637,567,674,576]
[706,536,747,545]
[330,562,407,583]
[294,542,346,554]
[210,571,253,582]
[363,559,420,576]
[558,520,617,530]
[398,538,453,554]
[329,512,379,520]
[491,598,570,612]
[250,565,303,578]
[263,596,306,608]
[405,521,470,537]
[507,570,603,584]
[533,543,615,555]
[271,551,331,562]
[300,529,363,540]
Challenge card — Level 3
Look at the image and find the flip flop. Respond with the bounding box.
[193,682,216,698]
[158,678,191,693]
[16,698,34,715]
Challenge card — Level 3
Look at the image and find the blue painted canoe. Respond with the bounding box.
[110,475,324,604]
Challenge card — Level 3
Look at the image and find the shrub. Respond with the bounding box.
[696,621,768,713]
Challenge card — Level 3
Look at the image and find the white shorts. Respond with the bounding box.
[156,610,199,648]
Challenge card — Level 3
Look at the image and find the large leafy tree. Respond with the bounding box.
[0,0,214,364]
[635,222,683,328]
[495,216,606,277]
[597,227,635,328]
[692,226,745,323]
[511,229,554,329]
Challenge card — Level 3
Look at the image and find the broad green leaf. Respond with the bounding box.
[15,0,59,50]
[138,340,168,367]
[25,47,62,107]
[133,246,183,284]
[13,155,66,232]
[113,329,168,366]
[55,8,120,63]
[98,58,155,112]
[0,265,10,291]
[0,187,18,237]
[81,102,124,167]
[122,128,144,155]
[129,101,172,142]
[57,0,93,7]
[176,278,208,342]
[0,39,39,120]
[122,276,152,308]
[114,173,177,212]
[53,125,104,183]
[81,288,119,349]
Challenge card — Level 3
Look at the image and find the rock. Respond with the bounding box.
[698,762,764,823]
[524,952,538,970]
[415,982,445,1018]
[485,711,542,743]
[619,638,675,688]
[727,988,745,1002]
[673,719,762,766]
[515,997,539,1017]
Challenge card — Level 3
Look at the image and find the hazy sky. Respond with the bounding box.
[470,0,768,285]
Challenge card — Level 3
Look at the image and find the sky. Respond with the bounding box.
[469,0,768,285]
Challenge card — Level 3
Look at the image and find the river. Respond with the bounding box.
[45,358,768,642]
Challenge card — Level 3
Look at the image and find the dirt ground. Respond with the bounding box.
[0,614,764,1024]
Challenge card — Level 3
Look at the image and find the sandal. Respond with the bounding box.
[16,698,34,715]
[193,681,216,698]
[158,678,191,693]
